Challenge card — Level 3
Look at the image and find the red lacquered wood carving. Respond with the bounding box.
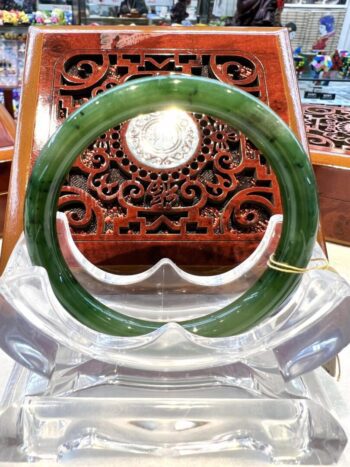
[1,27,308,273]
[304,104,350,246]
[304,105,350,158]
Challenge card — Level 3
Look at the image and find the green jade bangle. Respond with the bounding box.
[24,75,319,337]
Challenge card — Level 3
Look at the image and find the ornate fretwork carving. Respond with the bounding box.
[54,49,280,245]
[303,105,350,154]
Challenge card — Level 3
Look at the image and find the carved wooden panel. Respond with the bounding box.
[1,27,308,273]
[55,51,279,254]
[305,104,350,246]
[304,105,350,156]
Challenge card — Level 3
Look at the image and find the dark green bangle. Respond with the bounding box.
[24,75,319,337]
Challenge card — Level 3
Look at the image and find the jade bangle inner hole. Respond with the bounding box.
[55,211,283,323]
[58,107,275,276]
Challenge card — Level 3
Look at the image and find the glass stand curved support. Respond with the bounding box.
[1,214,350,377]
[0,214,350,463]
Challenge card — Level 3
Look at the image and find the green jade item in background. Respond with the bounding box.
[24,75,319,337]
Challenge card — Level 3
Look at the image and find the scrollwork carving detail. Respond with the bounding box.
[54,47,280,243]
[304,105,350,153]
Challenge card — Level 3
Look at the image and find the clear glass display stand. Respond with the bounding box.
[0,361,349,464]
[0,214,350,463]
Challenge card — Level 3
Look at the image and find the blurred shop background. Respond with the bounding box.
[1,0,350,117]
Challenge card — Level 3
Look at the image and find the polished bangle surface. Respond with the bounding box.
[24,75,319,337]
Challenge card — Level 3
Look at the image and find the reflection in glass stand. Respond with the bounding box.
[0,215,350,462]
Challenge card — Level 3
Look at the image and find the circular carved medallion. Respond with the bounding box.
[125,109,199,169]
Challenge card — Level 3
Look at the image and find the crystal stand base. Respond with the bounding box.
[0,364,347,464]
